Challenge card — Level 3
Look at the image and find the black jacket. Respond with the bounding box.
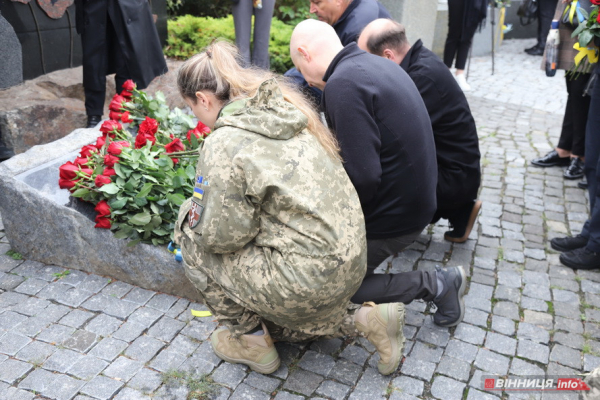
[400,40,481,209]
[333,0,391,46]
[322,43,437,239]
[75,0,167,91]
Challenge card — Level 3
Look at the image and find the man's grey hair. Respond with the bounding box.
[364,19,408,56]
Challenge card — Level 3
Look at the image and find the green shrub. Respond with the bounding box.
[168,0,311,23]
[164,15,294,74]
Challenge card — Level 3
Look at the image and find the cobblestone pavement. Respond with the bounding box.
[0,38,596,400]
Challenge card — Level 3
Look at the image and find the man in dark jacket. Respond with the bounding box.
[358,19,482,244]
[291,20,467,328]
[75,0,168,128]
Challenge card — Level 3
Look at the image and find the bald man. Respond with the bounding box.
[291,20,467,328]
[358,19,482,244]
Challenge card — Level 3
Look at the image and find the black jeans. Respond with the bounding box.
[444,0,472,70]
[556,73,591,157]
[536,0,558,48]
[351,230,438,304]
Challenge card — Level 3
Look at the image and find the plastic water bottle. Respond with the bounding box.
[545,20,560,77]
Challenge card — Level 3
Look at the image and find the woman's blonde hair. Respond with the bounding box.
[177,40,341,160]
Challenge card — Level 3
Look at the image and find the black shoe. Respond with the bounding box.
[564,157,584,179]
[433,266,466,327]
[560,247,600,270]
[525,44,540,53]
[526,45,544,56]
[86,115,102,128]
[579,179,588,189]
[550,235,588,252]
[444,200,482,243]
[531,150,571,167]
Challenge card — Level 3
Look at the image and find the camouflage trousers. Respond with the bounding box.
[178,234,364,341]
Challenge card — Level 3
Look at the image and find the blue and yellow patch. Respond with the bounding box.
[193,187,204,200]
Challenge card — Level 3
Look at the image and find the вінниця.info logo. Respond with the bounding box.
[482,376,591,392]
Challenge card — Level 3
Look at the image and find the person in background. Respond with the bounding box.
[358,19,482,244]
[531,0,591,183]
[443,0,488,91]
[232,0,275,69]
[525,0,559,56]
[175,40,406,376]
[75,0,168,128]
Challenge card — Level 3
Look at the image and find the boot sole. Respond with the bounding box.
[436,266,467,327]
[445,200,482,243]
[378,303,405,376]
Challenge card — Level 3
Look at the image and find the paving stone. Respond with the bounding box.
[436,355,471,382]
[523,310,553,330]
[390,375,424,397]
[12,316,49,338]
[520,296,548,312]
[243,371,281,393]
[414,320,450,347]
[80,375,124,400]
[127,306,163,327]
[298,350,336,376]
[586,308,600,324]
[18,368,84,399]
[101,281,134,298]
[168,333,200,356]
[146,293,179,312]
[82,294,139,319]
[444,339,479,363]
[180,319,219,341]
[549,344,582,370]
[405,309,425,326]
[582,280,600,294]
[0,310,27,331]
[103,356,144,381]
[471,271,496,286]
[15,339,55,364]
[327,359,362,386]
[14,278,49,295]
[485,332,517,356]
[78,274,111,293]
[59,309,95,328]
[348,367,390,399]
[0,331,31,355]
[113,387,149,400]
[554,302,581,319]
[147,315,185,342]
[584,354,600,372]
[468,283,494,300]
[491,315,515,336]
[44,347,86,373]
[274,392,304,400]
[556,315,583,333]
[149,347,187,372]
[124,335,165,362]
[495,286,521,303]
[454,323,487,345]
[474,349,510,375]
[229,383,271,400]
[212,361,247,389]
[38,303,71,323]
[128,367,163,393]
[493,301,520,321]
[0,358,32,384]
[516,339,549,364]
[89,337,128,361]
[112,321,146,342]
[516,322,550,344]
[0,273,26,291]
[85,313,122,336]
[523,284,552,301]
[283,369,322,396]
[310,338,343,355]
[463,307,489,328]
[338,344,370,366]
[63,329,98,352]
[400,356,436,381]
[410,341,443,363]
[316,380,350,400]
[498,271,521,288]
[553,332,584,350]
[10,296,50,317]
[430,376,466,400]
[67,354,109,380]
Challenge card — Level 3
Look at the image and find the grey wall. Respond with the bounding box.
[379,0,439,50]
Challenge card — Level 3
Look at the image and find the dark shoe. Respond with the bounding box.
[433,266,466,327]
[550,235,588,252]
[564,157,584,179]
[86,115,102,129]
[560,247,600,270]
[444,200,482,243]
[526,45,544,56]
[525,44,540,53]
[579,179,588,189]
[531,150,571,167]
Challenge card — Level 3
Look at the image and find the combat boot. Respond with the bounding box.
[355,302,405,375]
[210,322,280,374]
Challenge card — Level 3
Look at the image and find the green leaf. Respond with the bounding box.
[116,177,126,187]
[172,176,185,188]
[134,197,148,207]
[110,198,127,210]
[99,183,120,195]
[155,91,167,103]
[71,188,90,198]
[185,165,196,181]
[127,239,141,247]
[150,202,162,214]
[136,183,153,198]
[579,30,594,47]
[152,228,170,236]
[167,193,186,206]
[130,212,152,226]
[113,230,131,239]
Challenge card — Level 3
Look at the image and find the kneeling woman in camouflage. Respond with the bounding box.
[174,41,405,375]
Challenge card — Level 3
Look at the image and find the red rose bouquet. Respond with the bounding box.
[58,81,210,246]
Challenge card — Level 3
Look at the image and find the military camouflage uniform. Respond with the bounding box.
[174,79,367,341]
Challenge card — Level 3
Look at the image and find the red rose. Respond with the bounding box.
[59,178,78,190]
[171,158,179,165]
[121,111,133,123]
[94,215,112,229]
[94,174,112,187]
[134,132,156,149]
[104,154,119,167]
[121,90,133,99]
[107,140,130,156]
[59,161,79,180]
[139,117,159,136]
[74,157,88,166]
[95,136,106,149]
[80,145,97,158]
[186,121,211,142]
[103,167,116,176]
[80,167,94,177]
[109,111,122,121]
[100,120,122,136]
[165,138,185,154]
[109,94,126,112]
[122,79,136,91]
[95,200,111,216]
[597,12,600,23]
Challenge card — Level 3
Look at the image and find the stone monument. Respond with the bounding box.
[0,11,22,89]
[379,0,439,50]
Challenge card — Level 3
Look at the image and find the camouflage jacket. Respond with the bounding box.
[175,79,367,290]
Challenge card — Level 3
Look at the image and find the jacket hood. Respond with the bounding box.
[214,78,308,140]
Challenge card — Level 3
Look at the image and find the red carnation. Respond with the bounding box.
[103,167,116,177]
[100,120,122,136]
[122,79,136,91]
[108,140,130,156]
[109,94,126,112]
[165,138,185,154]
[95,174,112,188]
[134,132,156,149]
[139,117,159,136]
[80,145,97,158]
[59,178,78,190]
[94,215,112,229]
[59,161,79,180]
[95,200,111,216]
[74,157,88,166]
[104,154,119,168]
[95,136,106,149]
[121,111,133,123]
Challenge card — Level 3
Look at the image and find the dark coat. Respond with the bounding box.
[75,0,167,91]
[400,40,481,209]
[333,0,391,46]
[322,43,437,239]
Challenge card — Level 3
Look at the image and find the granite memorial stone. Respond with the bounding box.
[0,11,23,89]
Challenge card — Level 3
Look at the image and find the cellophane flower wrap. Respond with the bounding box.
[58,80,211,246]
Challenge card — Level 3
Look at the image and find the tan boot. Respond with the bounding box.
[210,322,280,374]
[355,301,405,375]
